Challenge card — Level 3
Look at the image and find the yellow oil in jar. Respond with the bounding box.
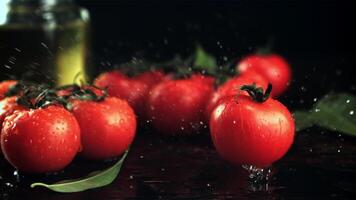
[0,7,91,86]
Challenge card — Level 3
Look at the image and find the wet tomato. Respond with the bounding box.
[94,70,168,117]
[147,74,214,135]
[0,97,26,131]
[210,84,295,166]
[0,80,17,100]
[57,85,104,97]
[1,105,81,173]
[0,97,27,154]
[236,54,291,97]
[205,70,268,120]
[71,97,136,160]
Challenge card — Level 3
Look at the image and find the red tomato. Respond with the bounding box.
[147,74,214,135]
[135,70,170,87]
[57,85,104,97]
[0,80,17,100]
[210,92,295,166]
[71,97,136,160]
[1,106,81,173]
[0,97,27,154]
[236,54,291,97]
[0,97,26,130]
[205,71,268,121]
[94,70,167,117]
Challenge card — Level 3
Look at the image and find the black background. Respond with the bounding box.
[77,0,356,108]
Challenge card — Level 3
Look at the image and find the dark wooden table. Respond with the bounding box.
[1,127,356,200]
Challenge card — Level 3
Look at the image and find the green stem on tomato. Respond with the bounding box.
[240,83,272,103]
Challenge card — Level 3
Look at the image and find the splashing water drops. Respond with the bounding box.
[242,165,273,192]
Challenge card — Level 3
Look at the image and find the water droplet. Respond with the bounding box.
[346,99,350,103]
[242,164,272,191]
[300,86,307,92]
[313,98,318,102]
[139,155,144,159]
[349,110,354,115]
[315,108,320,112]
[163,38,168,45]
[4,64,11,69]
[180,126,185,130]
[233,120,236,124]
[5,182,14,187]
[129,175,134,179]
[207,183,211,187]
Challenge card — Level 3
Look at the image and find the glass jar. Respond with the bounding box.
[0,0,91,86]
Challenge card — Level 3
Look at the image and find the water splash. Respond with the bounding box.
[242,164,273,192]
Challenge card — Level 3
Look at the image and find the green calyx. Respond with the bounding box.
[7,81,107,110]
[240,83,272,103]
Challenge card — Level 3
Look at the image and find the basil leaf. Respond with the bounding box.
[193,45,217,74]
[31,150,129,193]
[294,93,356,136]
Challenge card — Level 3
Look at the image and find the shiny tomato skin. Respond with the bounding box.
[57,85,104,97]
[0,97,26,128]
[0,97,27,154]
[0,80,17,100]
[94,70,167,117]
[1,106,81,173]
[210,95,295,166]
[237,54,291,97]
[71,97,136,160]
[205,71,268,121]
[147,74,214,135]
[135,70,169,87]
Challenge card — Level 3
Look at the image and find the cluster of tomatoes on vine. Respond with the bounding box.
[0,52,295,174]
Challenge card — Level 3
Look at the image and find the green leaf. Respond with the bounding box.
[294,111,314,132]
[294,93,356,136]
[193,45,217,74]
[31,150,129,193]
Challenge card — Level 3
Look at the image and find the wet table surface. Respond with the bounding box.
[1,127,356,200]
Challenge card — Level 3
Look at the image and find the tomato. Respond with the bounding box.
[57,85,104,98]
[71,97,136,160]
[147,74,214,135]
[0,97,27,154]
[135,70,170,87]
[0,97,26,130]
[210,85,295,166]
[94,70,168,117]
[1,105,81,173]
[0,80,17,100]
[236,54,291,97]
[205,70,268,121]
